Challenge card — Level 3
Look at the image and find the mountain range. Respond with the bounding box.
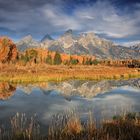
[130,43,140,53]
[16,30,140,59]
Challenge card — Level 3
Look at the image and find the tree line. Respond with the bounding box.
[18,49,99,65]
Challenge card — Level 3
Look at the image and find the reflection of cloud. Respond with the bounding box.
[93,94,136,117]
[1,79,140,127]
[118,86,140,92]
[41,100,80,123]
[0,83,140,127]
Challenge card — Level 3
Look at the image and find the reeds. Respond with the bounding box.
[1,112,140,140]
[0,113,40,140]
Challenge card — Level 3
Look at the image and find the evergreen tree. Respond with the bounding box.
[92,59,99,65]
[82,58,86,65]
[85,58,93,65]
[20,54,30,63]
[71,59,79,65]
[53,52,62,65]
[27,49,38,59]
[70,56,79,65]
[46,55,53,65]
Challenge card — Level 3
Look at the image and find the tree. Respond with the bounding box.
[85,58,92,65]
[25,49,38,64]
[69,56,79,65]
[27,49,38,59]
[92,59,99,65]
[2,38,9,46]
[82,58,86,65]
[53,52,62,65]
[20,54,30,64]
[63,60,70,65]
[46,55,53,65]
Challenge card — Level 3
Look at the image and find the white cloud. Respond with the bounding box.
[0,0,140,41]
[42,4,82,30]
[42,1,140,39]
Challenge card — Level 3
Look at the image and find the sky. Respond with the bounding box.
[0,0,140,43]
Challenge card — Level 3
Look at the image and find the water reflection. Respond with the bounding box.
[0,82,16,100]
[0,78,140,128]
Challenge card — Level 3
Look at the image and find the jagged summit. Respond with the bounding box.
[64,29,73,35]
[16,34,40,51]
[41,34,53,42]
[16,30,140,59]
[20,34,33,41]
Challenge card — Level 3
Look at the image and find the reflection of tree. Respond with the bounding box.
[0,82,16,100]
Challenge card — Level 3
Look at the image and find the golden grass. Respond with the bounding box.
[0,64,140,83]
[1,112,140,140]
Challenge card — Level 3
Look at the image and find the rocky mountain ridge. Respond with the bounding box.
[16,30,140,59]
[16,35,40,51]
[130,43,140,52]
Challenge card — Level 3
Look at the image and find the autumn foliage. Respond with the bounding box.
[0,37,140,68]
[0,37,18,63]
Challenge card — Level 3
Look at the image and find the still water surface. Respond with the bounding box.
[0,78,140,127]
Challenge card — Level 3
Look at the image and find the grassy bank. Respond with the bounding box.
[0,112,140,140]
[0,64,140,83]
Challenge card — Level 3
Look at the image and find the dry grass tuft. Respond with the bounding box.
[1,112,140,140]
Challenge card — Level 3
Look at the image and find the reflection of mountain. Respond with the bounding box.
[18,82,48,94]
[17,82,48,95]
[0,83,16,100]
[46,79,140,98]
[18,85,34,94]
[6,79,140,99]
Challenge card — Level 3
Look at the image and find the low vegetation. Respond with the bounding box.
[0,64,140,83]
[0,112,140,140]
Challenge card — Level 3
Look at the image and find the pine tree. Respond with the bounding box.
[70,56,79,65]
[92,59,99,65]
[53,52,62,65]
[46,55,53,65]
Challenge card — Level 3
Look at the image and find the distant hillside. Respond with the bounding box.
[16,30,140,59]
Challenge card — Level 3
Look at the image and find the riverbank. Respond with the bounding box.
[0,64,140,83]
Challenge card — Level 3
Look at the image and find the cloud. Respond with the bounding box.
[0,0,140,41]
[42,4,82,31]
[41,0,140,40]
